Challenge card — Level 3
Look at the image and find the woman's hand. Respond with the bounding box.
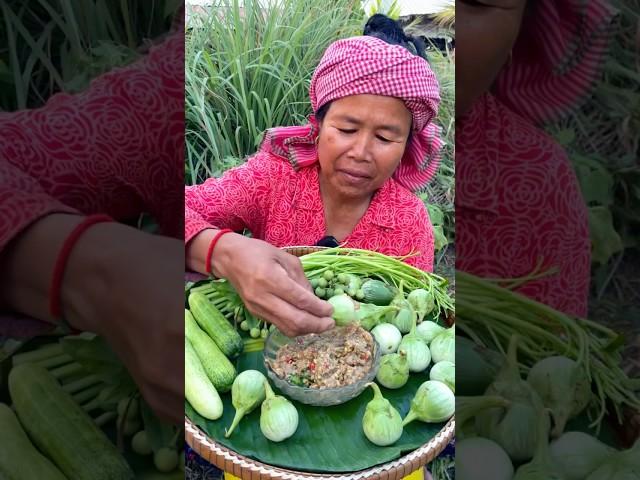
[187,230,334,337]
[0,214,184,424]
[64,223,185,424]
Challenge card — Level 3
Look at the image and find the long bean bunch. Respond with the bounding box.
[298,247,454,317]
[456,271,640,430]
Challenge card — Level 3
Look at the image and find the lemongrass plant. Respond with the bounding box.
[430,2,455,30]
[545,0,640,270]
[0,0,179,111]
[185,0,364,185]
[421,45,455,248]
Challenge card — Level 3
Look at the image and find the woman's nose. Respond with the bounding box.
[348,132,373,162]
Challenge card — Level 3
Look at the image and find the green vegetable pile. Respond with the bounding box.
[457,271,640,428]
[1,335,184,479]
[455,271,640,479]
[185,290,301,444]
[191,247,454,341]
[185,247,456,469]
[301,248,454,317]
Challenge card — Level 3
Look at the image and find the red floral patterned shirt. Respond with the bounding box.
[185,152,435,272]
[0,33,184,253]
[457,95,591,317]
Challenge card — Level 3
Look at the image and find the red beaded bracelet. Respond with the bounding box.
[49,214,114,319]
[205,228,233,275]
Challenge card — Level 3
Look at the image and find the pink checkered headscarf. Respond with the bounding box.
[493,0,615,124]
[260,35,442,192]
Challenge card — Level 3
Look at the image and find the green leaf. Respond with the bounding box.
[554,128,576,146]
[573,154,614,206]
[433,225,448,252]
[588,206,624,265]
[60,333,131,383]
[427,204,444,225]
[185,351,447,473]
[580,168,614,206]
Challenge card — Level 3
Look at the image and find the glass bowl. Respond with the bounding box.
[263,325,381,407]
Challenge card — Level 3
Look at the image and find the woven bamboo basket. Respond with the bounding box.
[184,246,456,479]
[185,417,454,480]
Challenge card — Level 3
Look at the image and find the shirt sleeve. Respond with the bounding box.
[0,163,78,252]
[0,30,184,247]
[184,153,289,243]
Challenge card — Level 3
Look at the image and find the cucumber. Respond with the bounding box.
[0,403,67,480]
[188,292,243,358]
[185,309,236,392]
[185,338,223,420]
[8,363,134,479]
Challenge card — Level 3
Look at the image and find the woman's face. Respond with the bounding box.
[317,94,412,200]
[456,0,528,117]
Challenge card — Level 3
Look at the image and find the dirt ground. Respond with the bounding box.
[588,249,640,380]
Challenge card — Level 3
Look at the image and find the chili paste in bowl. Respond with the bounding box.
[264,324,381,406]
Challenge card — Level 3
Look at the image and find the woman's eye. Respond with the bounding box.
[376,135,391,143]
[338,128,356,134]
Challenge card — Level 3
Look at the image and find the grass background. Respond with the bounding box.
[0,0,180,111]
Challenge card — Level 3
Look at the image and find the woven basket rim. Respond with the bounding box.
[185,416,455,479]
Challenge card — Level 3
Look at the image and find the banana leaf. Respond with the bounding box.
[185,350,448,473]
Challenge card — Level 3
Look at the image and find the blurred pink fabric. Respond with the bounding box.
[457,0,615,316]
[0,33,184,338]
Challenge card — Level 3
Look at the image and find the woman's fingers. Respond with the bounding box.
[276,250,314,293]
[247,292,334,337]
[140,382,183,425]
[267,260,333,317]
[218,237,334,336]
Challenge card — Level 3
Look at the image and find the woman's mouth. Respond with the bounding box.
[337,168,372,185]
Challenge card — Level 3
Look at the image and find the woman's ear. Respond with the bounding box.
[316,120,324,140]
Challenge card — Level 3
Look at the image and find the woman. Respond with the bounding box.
[456,0,614,316]
[185,26,443,337]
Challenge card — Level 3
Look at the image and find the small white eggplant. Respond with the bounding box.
[362,383,403,446]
